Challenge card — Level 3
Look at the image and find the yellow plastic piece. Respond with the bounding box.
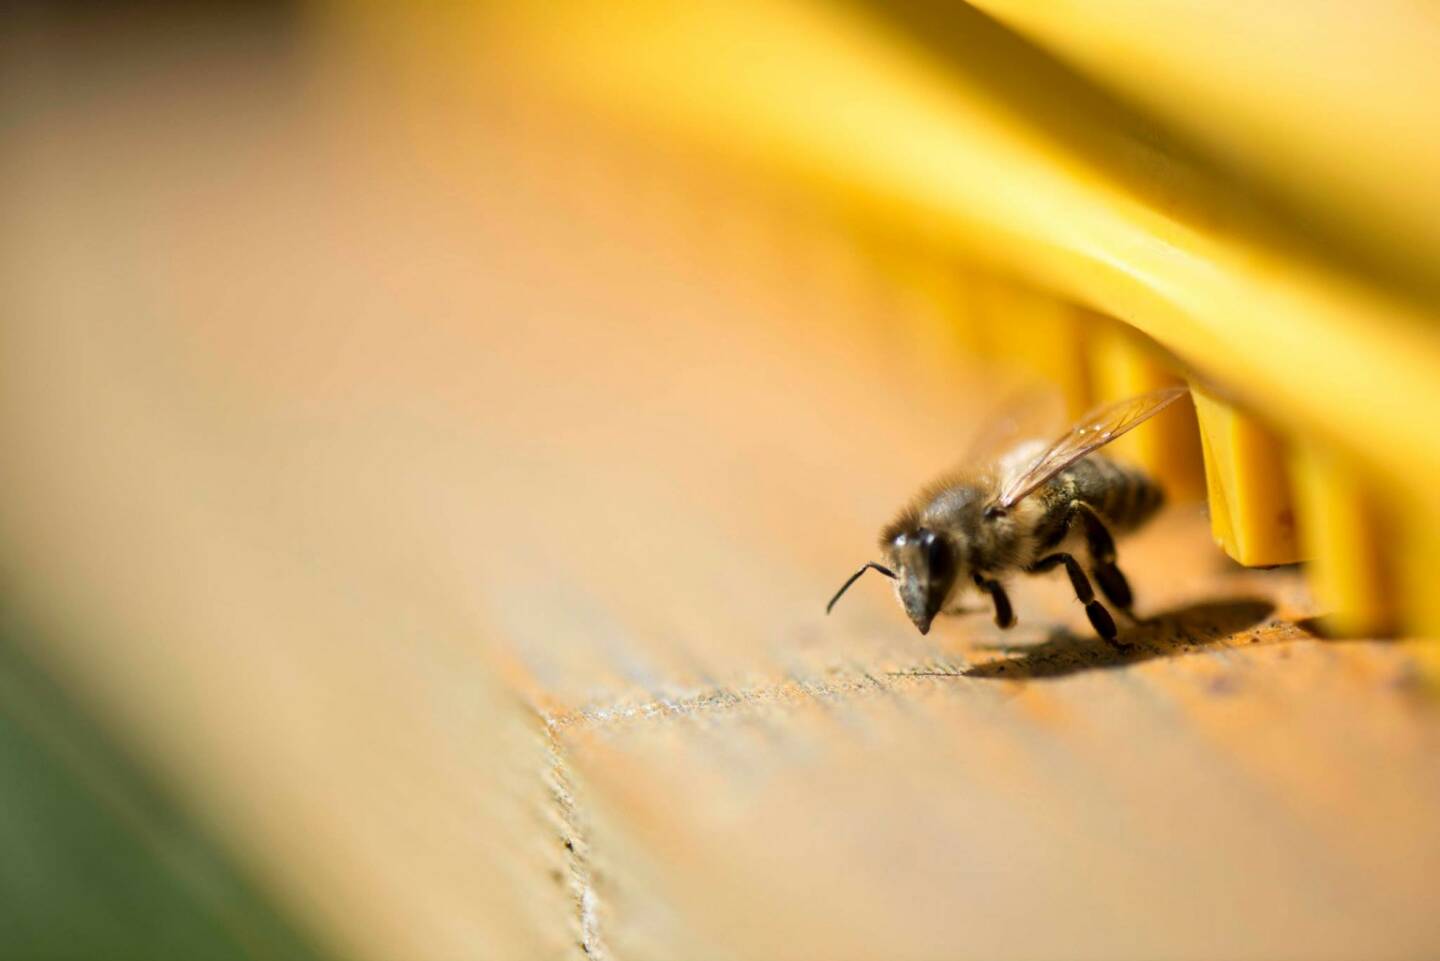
[968,0,1440,305]
[492,0,1440,514]
[1290,445,1394,636]
[875,249,977,396]
[1087,319,1205,501]
[970,277,1090,417]
[486,0,1440,634]
[1190,384,1299,567]
[1397,512,1440,643]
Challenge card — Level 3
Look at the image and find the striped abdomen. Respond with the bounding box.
[1032,454,1164,547]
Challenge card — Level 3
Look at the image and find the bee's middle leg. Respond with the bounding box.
[1026,553,1119,643]
[1072,503,1134,614]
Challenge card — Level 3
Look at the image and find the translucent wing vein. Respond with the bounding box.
[996,386,1188,509]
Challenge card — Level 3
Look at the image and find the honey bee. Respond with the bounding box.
[826,387,1187,643]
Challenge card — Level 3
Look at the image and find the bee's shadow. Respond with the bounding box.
[963,599,1277,680]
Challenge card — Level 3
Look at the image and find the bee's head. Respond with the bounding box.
[886,526,960,635]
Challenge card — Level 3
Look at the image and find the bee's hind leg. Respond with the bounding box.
[972,574,1015,630]
[1092,565,1134,618]
[1073,503,1135,618]
[1026,553,1121,645]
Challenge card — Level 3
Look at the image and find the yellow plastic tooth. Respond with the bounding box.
[972,278,1091,417]
[1087,318,1206,502]
[877,248,978,389]
[943,263,991,357]
[1289,444,1394,636]
[1396,507,1440,687]
[1189,383,1300,566]
[1395,507,1440,645]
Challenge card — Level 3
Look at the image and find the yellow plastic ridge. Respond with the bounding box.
[1088,319,1204,501]
[1290,444,1393,636]
[1190,383,1299,567]
[970,278,1090,418]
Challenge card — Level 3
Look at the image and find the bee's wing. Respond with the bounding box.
[995,387,1188,509]
[962,383,1067,465]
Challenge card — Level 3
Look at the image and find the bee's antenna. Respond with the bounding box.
[826,562,897,614]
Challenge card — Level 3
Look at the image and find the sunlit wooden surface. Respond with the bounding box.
[3,11,1437,960]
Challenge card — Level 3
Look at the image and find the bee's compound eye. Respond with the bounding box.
[921,531,952,577]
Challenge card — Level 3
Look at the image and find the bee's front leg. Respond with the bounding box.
[972,573,1015,630]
